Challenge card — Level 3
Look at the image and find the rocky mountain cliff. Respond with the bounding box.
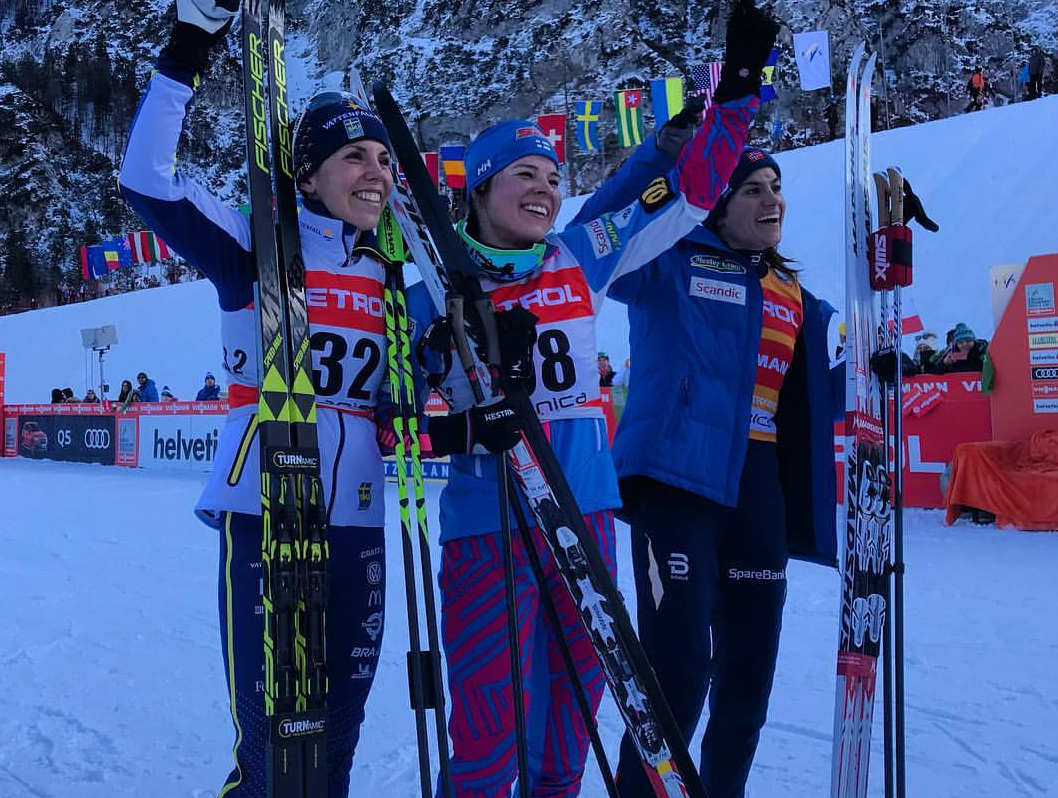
[1,0,1055,305]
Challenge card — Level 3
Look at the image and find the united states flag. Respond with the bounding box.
[691,61,725,113]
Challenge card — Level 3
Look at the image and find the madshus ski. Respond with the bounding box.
[369,81,708,798]
[241,2,329,796]
[831,42,889,798]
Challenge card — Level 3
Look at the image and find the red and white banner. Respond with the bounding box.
[835,374,993,508]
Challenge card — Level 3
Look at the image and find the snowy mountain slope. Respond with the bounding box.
[4,93,1055,401]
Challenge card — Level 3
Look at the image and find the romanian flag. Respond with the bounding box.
[440,145,466,189]
[649,77,684,127]
[102,238,133,270]
[126,230,172,264]
[423,152,440,189]
[574,101,601,152]
[760,48,779,103]
[614,89,644,147]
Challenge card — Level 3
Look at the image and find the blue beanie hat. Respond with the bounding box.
[953,323,976,343]
[705,147,782,228]
[465,119,560,194]
[293,91,391,182]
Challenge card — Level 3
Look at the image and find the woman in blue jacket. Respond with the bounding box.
[573,135,838,797]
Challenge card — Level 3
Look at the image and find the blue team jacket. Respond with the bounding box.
[572,136,839,566]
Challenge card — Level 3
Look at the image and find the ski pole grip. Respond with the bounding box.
[446,295,487,404]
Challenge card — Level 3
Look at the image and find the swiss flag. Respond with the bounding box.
[536,113,567,164]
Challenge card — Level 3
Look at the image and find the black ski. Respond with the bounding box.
[371,81,707,798]
[240,2,328,796]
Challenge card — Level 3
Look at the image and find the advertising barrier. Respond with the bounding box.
[835,373,993,508]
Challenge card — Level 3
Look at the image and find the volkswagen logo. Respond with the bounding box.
[84,428,111,449]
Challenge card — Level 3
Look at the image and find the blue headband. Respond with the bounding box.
[465,119,560,194]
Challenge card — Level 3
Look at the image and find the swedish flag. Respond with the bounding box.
[574,101,602,152]
[760,48,779,103]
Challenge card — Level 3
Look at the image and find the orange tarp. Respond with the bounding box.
[945,431,1058,530]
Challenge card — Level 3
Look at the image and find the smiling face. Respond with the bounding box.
[715,167,785,252]
[298,140,393,229]
[472,155,561,250]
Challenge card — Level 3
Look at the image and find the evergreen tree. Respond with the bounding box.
[4,227,39,305]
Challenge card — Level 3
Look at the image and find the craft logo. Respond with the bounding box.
[1026,282,1055,315]
[608,204,635,229]
[689,276,747,305]
[690,255,745,274]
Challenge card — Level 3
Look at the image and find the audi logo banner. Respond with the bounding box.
[17,414,116,465]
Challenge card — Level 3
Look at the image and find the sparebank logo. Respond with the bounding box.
[153,428,219,462]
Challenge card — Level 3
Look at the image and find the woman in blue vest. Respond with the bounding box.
[572,127,839,797]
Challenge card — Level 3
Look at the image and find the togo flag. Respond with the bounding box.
[574,101,602,152]
[649,77,684,127]
[793,31,831,91]
[126,230,172,264]
[614,89,644,147]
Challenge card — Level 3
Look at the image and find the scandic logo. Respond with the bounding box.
[689,276,747,305]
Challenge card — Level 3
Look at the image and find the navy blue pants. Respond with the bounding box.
[216,512,385,798]
[615,441,789,798]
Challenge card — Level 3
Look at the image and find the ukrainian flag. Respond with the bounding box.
[649,77,684,127]
[613,90,644,147]
[440,145,466,189]
[760,48,779,103]
[574,101,601,152]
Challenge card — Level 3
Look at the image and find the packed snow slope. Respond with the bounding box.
[2,96,1057,401]
[1,461,1056,798]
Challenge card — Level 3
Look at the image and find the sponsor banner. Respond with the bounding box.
[1031,382,1058,398]
[1031,366,1058,381]
[17,413,116,465]
[383,458,450,482]
[1033,398,1058,413]
[1030,348,1058,366]
[990,262,1026,325]
[138,414,221,472]
[834,373,991,508]
[1029,332,1058,349]
[117,417,138,467]
[1028,316,1058,334]
[1025,282,1055,316]
[4,416,16,457]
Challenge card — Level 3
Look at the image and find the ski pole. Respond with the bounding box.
[506,472,619,798]
[498,457,532,798]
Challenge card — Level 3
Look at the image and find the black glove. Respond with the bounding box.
[495,306,538,385]
[161,0,240,77]
[902,179,939,232]
[428,400,522,456]
[656,94,707,157]
[870,347,919,384]
[712,0,780,105]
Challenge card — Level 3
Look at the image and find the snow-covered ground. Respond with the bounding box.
[1,458,1055,798]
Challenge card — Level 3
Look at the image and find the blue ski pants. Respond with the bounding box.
[615,440,789,798]
[216,511,385,798]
